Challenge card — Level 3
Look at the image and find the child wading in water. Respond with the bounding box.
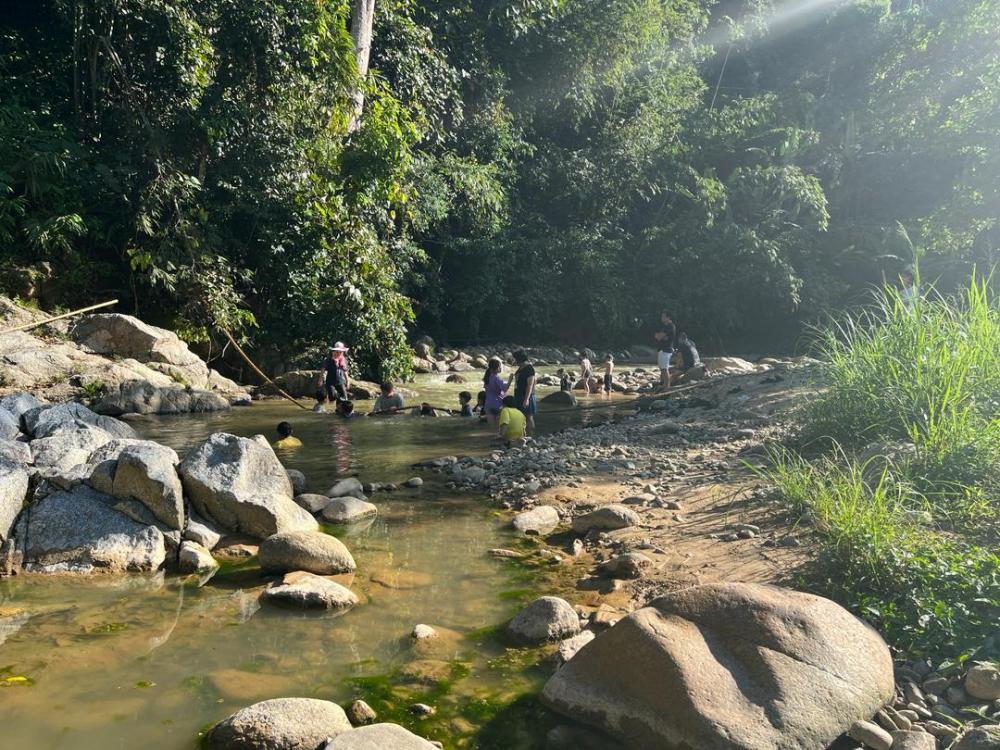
[497,395,527,447]
[274,421,302,449]
[602,354,614,396]
[483,357,506,426]
[458,391,474,417]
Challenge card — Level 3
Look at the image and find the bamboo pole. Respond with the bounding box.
[0,298,119,335]
[218,327,308,410]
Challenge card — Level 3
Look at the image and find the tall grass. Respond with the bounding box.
[766,277,1000,654]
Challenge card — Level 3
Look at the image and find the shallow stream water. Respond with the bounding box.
[0,373,635,749]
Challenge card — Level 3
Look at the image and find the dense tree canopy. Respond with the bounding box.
[1,0,997,375]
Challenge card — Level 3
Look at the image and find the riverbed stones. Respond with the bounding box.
[600,552,653,579]
[507,596,581,644]
[184,513,222,550]
[261,571,359,609]
[111,442,184,529]
[541,582,894,750]
[321,497,377,524]
[511,505,560,535]
[0,459,29,542]
[179,432,317,538]
[347,699,377,726]
[966,663,1000,700]
[571,504,640,533]
[890,730,936,750]
[178,540,217,573]
[258,530,356,574]
[0,438,31,465]
[286,469,307,495]
[557,630,596,664]
[404,477,423,488]
[327,477,364,499]
[325,723,438,749]
[18,485,165,573]
[206,697,353,749]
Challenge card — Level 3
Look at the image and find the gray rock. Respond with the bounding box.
[87,438,147,463]
[31,425,114,470]
[324,723,437,749]
[258,530,356,574]
[183,513,222,550]
[286,468,307,495]
[404,477,423,488]
[0,438,31,465]
[94,380,230,416]
[23,402,136,439]
[600,552,653,579]
[321,497,378,524]
[966,663,1000,700]
[18,486,165,573]
[0,392,42,422]
[0,458,29,541]
[954,725,1000,750]
[179,433,317,538]
[178,540,217,573]
[460,466,487,484]
[848,721,892,750]
[328,477,364,498]
[541,391,578,407]
[295,493,332,514]
[87,459,117,495]
[412,623,437,639]
[890,730,936,750]
[261,571,359,609]
[0,409,18,440]
[111,442,184,529]
[512,505,560,535]
[541,582,894,750]
[557,630,596,664]
[571,504,640,533]
[507,596,580,643]
[206,697,353,749]
[72,313,202,365]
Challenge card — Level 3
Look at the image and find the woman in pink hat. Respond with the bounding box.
[318,342,351,403]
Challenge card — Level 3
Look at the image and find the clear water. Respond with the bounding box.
[0,372,636,749]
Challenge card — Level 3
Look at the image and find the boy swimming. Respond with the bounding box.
[274,421,302,449]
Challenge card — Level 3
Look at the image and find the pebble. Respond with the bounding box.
[404,477,424,488]
[847,720,893,750]
[409,703,435,716]
[488,548,522,558]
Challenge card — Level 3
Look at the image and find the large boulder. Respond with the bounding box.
[0,409,18,440]
[206,697,353,750]
[72,313,202,366]
[94,380,230,416]
[23,402,136,439]
[541,390,578,407]
[541,582,895,750]
[17,485,166,573]
[178,433,317,538]
[258,530,356,574]
[324,723,438,749]
[0,438,31,465]
[0,458,29,541]
[111,442,184,529]
[0,392,42,422]
[507,596,581,643]
[261,571,359,610]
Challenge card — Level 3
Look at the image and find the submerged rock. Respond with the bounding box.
[541,582,894,750]
[324,723,438,749]
[294,493,332,514]
[261,571,359,610]
[327,477,364,498]
[507,596,580,644]
[258,530,356,574]
[179,433,317,538]
[321,497,377,524]
[206,697,352,749]
[17,486,165,573]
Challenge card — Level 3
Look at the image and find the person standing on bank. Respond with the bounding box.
[654,311,676,388]
[318,342,351,403]
[508,349,537,433]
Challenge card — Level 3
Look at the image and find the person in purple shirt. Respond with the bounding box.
[482,357,506,426]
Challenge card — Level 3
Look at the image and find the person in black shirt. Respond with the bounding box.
[654,311,676,388]
[318,342,350,402]
[670,332,705,385]
[507,349,537,433]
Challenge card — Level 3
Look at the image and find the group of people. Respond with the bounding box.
[654,310,704,387]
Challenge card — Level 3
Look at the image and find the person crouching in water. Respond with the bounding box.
[497,395,527,447]
[372,382,406,414]
[458,391,474,417]
[335,400,360,418]
[274,421,302,449]
[313,389,329,413]
[602,354,614,397]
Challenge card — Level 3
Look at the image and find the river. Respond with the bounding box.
[0,372,631,749]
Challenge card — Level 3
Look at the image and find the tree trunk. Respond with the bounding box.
[349,0,375,132]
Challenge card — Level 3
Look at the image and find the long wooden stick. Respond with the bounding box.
[0,298,118,335]
[218,327,308,410]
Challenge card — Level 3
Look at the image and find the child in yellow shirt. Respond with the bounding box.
[274,421,303,449]
[498,395,527,445]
